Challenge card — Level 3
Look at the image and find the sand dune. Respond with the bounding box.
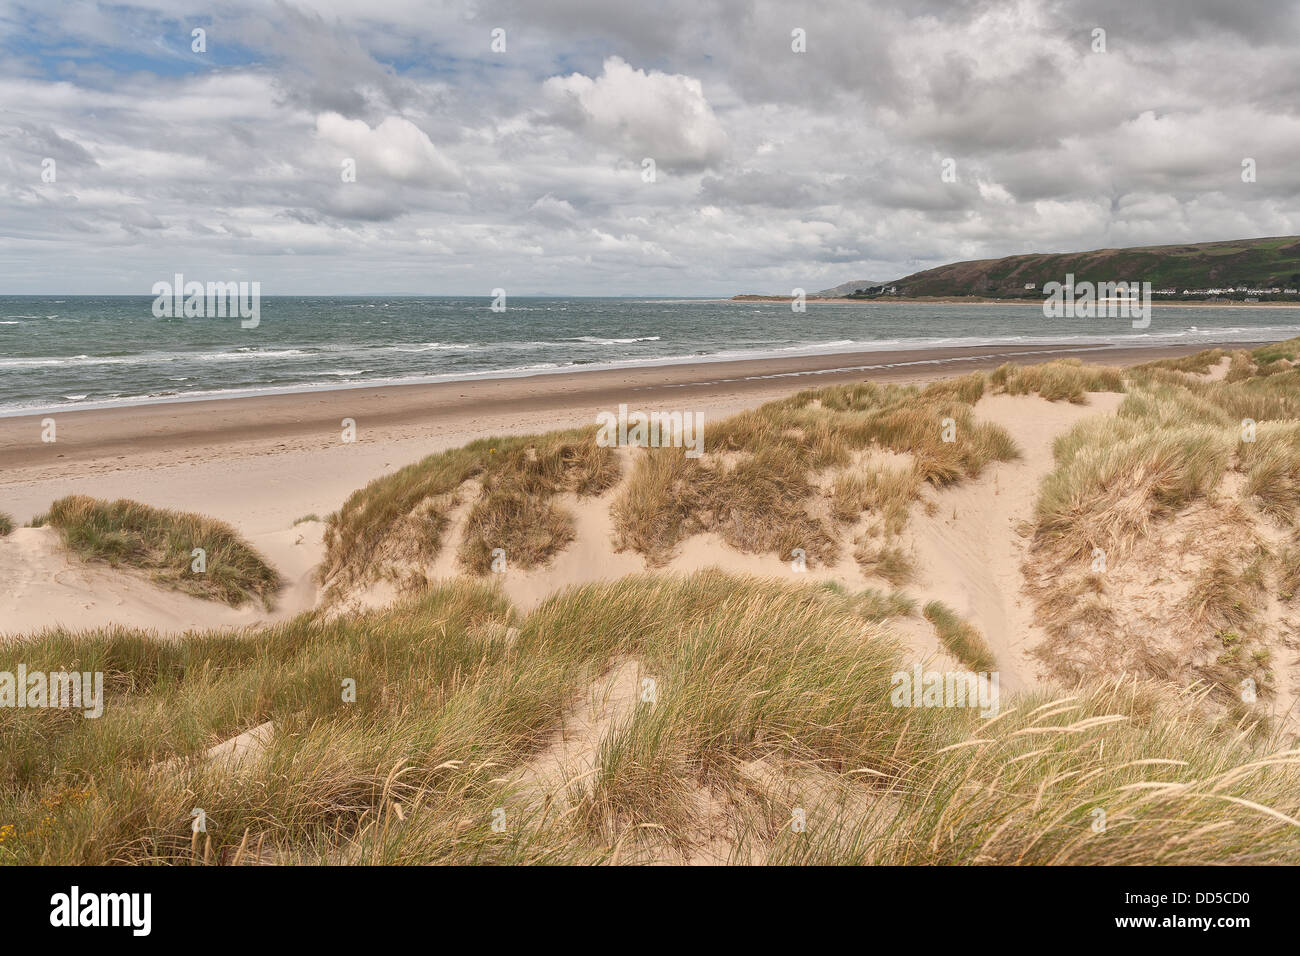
[0,522,323,639]
[2,343,1291,733]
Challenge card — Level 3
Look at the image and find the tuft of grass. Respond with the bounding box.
[991,359,1125,403]
[1183,554,1265,633]
[44,495,281,608]
[1278,539,1300,603]
[322,428,619,590]
[1035,421,1232,561]
[854,541,915,585]
[457,474,577,574]
[1133,348,1225,376]
[922,600,996,671]
[613,446,840,567]
[830,463,921,531]
[292,513,321,526]
[1225,350,1255,383]
[844,586,917,621]
[0,512,12,536]
[1238,423,1300,524]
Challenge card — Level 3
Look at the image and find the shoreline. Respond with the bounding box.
[0,340,1242,486]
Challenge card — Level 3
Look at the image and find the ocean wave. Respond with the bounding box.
[572,335,663,345]
[391,343,479,352]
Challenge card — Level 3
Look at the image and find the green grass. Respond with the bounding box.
[922,600,996,671]
[0,512,12,537]
[3,573,1296,865]
[44,495,281,608]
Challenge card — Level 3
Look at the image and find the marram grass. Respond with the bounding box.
[1,573,1296,865]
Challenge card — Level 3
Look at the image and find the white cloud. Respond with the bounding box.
[314,113,462,187]
[542,56,727,170]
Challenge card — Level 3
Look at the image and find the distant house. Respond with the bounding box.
[1024,282,1036,290]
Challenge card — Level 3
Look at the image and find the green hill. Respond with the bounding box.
[884,236,1300,299]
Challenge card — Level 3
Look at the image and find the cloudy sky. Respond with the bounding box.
[2,0,1298,295]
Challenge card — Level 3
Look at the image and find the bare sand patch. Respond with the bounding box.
[901,391,1125,692]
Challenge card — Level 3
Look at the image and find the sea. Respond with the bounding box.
[2,295,1299,417]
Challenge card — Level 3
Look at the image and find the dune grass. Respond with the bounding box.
[1026,338,1300,698]
[922,600,996,671]
[1226,349,1255,383]
[1133,348,1225,376]
[2,572,1296,865]
[1183,552,1267,633]
[1278,538,1300,603]
[0,512,12,537]
[612,376,1018,566]
[990,358,1125,403]
[322,428,619,592]
[853,541,915,584]
[830,462,920,532]
[43,495,281,608]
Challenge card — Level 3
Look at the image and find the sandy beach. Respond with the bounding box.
[0,340,1226,513]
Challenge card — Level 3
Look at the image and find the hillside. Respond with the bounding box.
[884,236,1300,299]
[815,278,891,297]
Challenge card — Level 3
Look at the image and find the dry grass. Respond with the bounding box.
[1026,340,1300,701]
[44,495,281,608]
[1226,350,1255,383]
[1034,420,1232,562]
[1133,348,1226,376]
[322,429,619,591]
[1183,552,1266,633]
[830,462,920,530]
[457,475,577,574]
[854,541,915,584]
[1278,537,1300,603]
[991,358,1125,403]
[0,512,12,536]
[613,376,1018,565]
[1239,422,1300,524]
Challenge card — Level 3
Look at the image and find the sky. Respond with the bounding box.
[1,0,1299,295]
